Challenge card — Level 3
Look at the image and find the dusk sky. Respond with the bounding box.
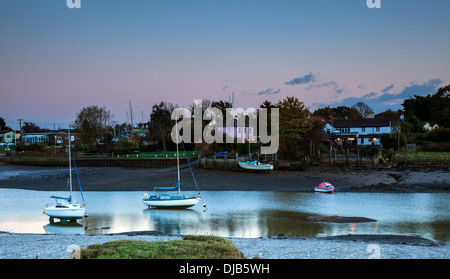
[1,0,449,129]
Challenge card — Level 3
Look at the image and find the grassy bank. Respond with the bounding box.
[392,151,450,165]
[80,235,246,259]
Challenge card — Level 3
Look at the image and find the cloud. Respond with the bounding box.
[257,88,281,96]
[382,84,394,94]
[312,78,443,113]
[285,73,316,85]
[305,81,338,91]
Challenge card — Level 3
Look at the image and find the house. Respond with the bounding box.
[423,122,439,131]
[0,130,15,144]
[324,118,401,147]
[216,118,255,143]
[21,132,81,145]
[21,133,49,144]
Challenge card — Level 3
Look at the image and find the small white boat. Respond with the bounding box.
[239,161,274,171]
[44,130,86,223]
[143,191,200,209]
[44,203,86,222]
[314,182,335,193]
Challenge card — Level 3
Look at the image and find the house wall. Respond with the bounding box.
[325,122,398,147]
[0,132,14,143]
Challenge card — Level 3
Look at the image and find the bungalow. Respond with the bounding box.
[324,118,400,147]
[21,133,49,144]
[21,132,81,145]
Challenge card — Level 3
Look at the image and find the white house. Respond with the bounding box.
[0,131,15,144]
[216,118,255,143]
[21,133,49,144]
[324,118,400,147]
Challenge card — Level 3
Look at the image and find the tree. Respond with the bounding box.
[333,106,363,119]
[376,109,398,118]
[74,105,111,144]
[22,122,41,133]
[312,106,362,119]
[276,96,313,160]
[211,100,232,116]
[149,102,174,151]
[0,117,12,130]
[402,84,450,128]
[352,102,374,118]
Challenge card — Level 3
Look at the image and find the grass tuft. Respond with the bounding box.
[80,235,246,259]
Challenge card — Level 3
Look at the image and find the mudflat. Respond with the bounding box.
[0,162,449,192]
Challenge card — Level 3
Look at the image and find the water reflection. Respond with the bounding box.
[44,222,86,234]
[0,189,448,243]
[144,209,201,235]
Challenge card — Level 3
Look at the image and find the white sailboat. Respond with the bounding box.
[44,130,86,224]
[143,118,201,209]
[238,161,274,171]
[238,136,274,171]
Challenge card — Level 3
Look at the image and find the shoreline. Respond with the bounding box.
[0,163,449,193]
[1,231,448,259]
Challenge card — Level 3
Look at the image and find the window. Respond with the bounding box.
[362,128,365,132]
[376,127,380,132]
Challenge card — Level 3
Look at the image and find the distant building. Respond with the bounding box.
[216,118,255,143]
[21,132,81,145]
[21,133,49,144]
[323,118,401,147]
[423,122,439,131]
[0,130,15,144]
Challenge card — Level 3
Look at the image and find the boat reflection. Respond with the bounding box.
[44,221,87,234]
[144,208,201,235]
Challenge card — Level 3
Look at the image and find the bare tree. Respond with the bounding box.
[352,102,374,118]
[74,105,111,143]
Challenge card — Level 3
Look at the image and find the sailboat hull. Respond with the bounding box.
[44,204,86,220]
[239,161,274,170]
[143,196,200,209]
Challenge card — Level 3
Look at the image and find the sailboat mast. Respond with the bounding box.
[68,129,72,197]
[175,117,180,194]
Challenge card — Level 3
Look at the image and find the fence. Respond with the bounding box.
[319,148,379,168]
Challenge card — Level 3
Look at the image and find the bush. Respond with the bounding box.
[419,128,450,142]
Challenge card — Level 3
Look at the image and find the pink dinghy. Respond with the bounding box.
[314,182,335,193]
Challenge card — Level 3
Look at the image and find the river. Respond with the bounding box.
[0,189,448,243]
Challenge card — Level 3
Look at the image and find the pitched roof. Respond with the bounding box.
[332,118,400,128]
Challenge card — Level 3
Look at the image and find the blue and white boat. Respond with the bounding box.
[44,130,86,223]
[143,118,202,209]
[238,161,274,171]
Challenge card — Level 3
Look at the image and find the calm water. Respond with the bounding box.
[0,189,448,243]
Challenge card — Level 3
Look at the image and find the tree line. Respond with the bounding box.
[2,84,449,158]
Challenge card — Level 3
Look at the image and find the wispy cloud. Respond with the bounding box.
[305,81,338,91]
[312,79,443,113]
[257,88,281,96]
[284,73,316,85]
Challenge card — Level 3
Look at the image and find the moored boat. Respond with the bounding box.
[143,116,203,209]
[314,182,335,193]
[44,130,87,223]
[238,161,274,171]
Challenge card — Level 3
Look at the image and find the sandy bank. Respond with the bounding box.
[0,232,448,259]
